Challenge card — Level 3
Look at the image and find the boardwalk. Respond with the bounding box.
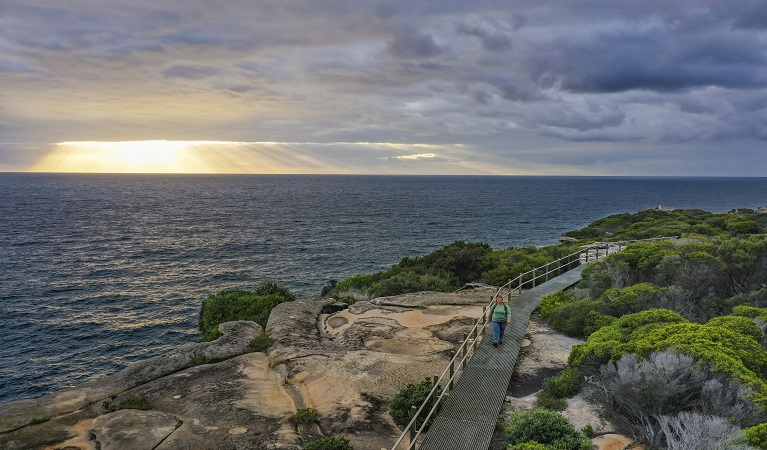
[418,265,587,450]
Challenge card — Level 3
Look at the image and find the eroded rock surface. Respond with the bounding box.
[1,286,495,450]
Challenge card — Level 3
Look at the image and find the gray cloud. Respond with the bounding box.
[388,28,445,59]
[162,64,220,80]
[1,0,767,175]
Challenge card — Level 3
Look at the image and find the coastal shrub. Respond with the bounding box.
[745,423,767,449]
[293,407,320,425]
[248,331,273,352]
[580,423,594,438]
[303,436,354,450]
[509,442,547,450]
[420,240,492,285]
[569,310,767,399]
[534,367,581,411]
[389,378,440,430]
[656,411,757,450]
[481,247,548,287]
[505,409,590,450]
[586,351,767,448]
[253,281,297,302]
[563,208,765,242]
[706,315,763,342]
[532,394,566,411]
[331,293,357,305]
[327,241,494,298]
[199,283,295,340]
[369,270,454,297]
[598,282,665,317]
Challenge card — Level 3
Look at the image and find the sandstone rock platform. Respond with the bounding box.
[1,286,495,450]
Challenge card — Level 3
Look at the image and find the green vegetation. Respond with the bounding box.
[249,330,274,352]
[389,378,440,430]
[293,407,320,426]
[505,409,591,450]
[27,417,50,425]
[198,282,295,341]
[528,208,767,448]
[184,355,213,368]
[303,436,354,450]
[327,209,766,301]
[534,367,580,411]
[324,240,581,299]
[104,395,152,412]
[745,423,767,449]
[562,208,767,241]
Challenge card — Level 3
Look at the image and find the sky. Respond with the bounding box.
[1,0,766,175]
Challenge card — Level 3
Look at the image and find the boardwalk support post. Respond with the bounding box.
[449,352,455,391]
[462,333,467,369]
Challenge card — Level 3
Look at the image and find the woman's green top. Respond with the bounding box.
[489,303,511,322]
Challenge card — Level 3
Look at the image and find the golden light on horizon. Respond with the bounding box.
[26,140,498,175]
[28,140,341,174]
[29,141,234,174]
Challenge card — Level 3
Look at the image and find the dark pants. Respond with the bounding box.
[492,321,507,343]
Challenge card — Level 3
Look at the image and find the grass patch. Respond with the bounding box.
[104,395,152,412]
[27,417,51,425]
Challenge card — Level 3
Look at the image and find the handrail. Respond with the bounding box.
[390,236,678,450]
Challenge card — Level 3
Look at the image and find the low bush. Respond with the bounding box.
[532,393,566,411]
[534,367,580,411]
[293,407,320,426]
[745,423,767,449]
[587,351,767,448]
[569,309,767,405]
[248,331,273,352]
[389,378,440,430]
[509,442,547,450]
[505,409,590,450]
[656,411,757,450]
[303,436,354,450]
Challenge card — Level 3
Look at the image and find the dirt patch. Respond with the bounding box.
[508,366,561,397]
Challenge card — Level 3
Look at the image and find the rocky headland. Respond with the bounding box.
[0,286,494,450]
[1,284,640,450]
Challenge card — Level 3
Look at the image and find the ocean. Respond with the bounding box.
[1,174,766,403]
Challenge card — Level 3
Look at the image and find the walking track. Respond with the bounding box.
[417,265,587,450]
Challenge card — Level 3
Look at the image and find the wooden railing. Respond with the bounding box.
[390,236,678,450]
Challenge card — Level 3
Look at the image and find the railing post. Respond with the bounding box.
[409,406,417,443]
[462,333,467,369]
[449,352,455,391]
[471,327,477,352]
[531,268,536,287]
[545,262,549,282]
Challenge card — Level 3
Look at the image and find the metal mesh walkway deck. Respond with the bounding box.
[418,265,587,450]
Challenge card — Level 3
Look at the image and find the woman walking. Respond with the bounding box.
[487,294,511,347]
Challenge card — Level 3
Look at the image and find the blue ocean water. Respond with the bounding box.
[1,174,765,403]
